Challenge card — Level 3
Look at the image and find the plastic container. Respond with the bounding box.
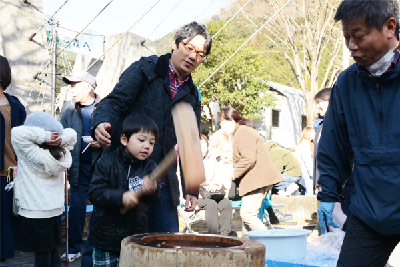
[245,229,311,262]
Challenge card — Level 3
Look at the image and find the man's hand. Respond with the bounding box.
[95,123,112,148]
[122,191,139,209]
[47,132,62,146]
[318,202,340,234]
[89,140,101,148]
[184,194,198,211]
[142,176,157,196]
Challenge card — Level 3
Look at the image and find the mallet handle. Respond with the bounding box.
[120,149,177,214]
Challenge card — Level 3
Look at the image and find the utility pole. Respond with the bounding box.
[52,29,57,117]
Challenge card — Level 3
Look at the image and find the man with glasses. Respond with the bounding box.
[91,21,212,233]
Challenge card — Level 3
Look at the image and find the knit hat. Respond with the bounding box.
[24,111,63,134]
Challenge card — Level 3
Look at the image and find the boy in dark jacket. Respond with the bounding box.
[88,114,160,266]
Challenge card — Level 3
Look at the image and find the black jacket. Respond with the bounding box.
[91,53,201,206]
[88,146,160,253]
[0,93,26,172]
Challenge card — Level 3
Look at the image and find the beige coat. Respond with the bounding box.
[232,125,283,196]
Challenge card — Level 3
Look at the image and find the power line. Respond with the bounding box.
[86,0,162,72]
[34,0,115,79]
[198,0,293,88]
[29,0,71,41]
[211,0,253,39]
[142,0,184,45]
[195,0,216,21]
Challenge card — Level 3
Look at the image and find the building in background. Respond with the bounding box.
[254,81,306,148]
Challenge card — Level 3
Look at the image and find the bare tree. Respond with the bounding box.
[240,0,343,124]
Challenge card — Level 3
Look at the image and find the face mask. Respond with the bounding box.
[366,47,396,77]
[221,121,235,136]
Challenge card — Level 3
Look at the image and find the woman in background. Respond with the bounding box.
[0,55,26,262]
[295,127,315,195]
[220,107,283,233]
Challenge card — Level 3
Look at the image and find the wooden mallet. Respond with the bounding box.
[120,102,205,214]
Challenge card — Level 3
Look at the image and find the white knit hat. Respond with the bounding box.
[24,111,63,134]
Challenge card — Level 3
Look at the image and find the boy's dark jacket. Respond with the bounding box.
[88,146,160,253]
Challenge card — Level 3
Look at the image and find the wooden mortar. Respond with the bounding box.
[119,233,265,267]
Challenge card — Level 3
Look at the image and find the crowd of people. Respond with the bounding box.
[3,0,400,266]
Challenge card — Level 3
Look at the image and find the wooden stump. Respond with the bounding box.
[119,233,265,267]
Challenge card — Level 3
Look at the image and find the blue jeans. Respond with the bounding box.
[81,216,93,267]
[147,186,179,232]
[69,163,92,254]
[273,172,301,190]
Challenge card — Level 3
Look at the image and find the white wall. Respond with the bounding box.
[270,93,306,148]
[0,0,51,114]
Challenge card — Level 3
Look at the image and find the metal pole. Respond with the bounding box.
[52,30,57,117]
[65,171,69,266]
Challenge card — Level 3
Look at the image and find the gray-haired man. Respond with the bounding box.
[316,0,400,266]
[60,72,101,264]
[91,22,212,233]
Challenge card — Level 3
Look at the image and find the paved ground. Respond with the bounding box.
[0,244,83,267]
[2,211,400,267]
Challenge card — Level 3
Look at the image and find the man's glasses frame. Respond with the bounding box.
[180,41,207,61]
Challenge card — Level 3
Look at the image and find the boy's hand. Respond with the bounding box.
[122,191,139,208]
[142,175,157,196]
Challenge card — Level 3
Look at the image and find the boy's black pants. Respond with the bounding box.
[337,215,400,267]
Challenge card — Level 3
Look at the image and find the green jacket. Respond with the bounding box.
[266,141,302,177]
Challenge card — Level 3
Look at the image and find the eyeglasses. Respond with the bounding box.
[180,41,207,60]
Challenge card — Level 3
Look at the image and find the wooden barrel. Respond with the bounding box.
[119,233,265,267]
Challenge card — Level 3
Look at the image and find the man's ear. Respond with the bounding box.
[385,17,397,39]
[121,134,128,147]
[171,38,177,51]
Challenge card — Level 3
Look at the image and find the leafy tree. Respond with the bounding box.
[192,20,279,130]
[240,0,344,124]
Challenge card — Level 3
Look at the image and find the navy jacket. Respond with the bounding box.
[317,61,400,235]
[88,146,160,253]
[0,93,26,172]
[91,53,201,206]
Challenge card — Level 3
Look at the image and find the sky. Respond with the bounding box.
[42,0,233,41]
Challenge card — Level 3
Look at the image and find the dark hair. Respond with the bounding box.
[238,119,257,130]
[121,114,159,141]
[219,107,243,123]
[334,0,400,40]
[314,88,332,102]
[174,21,212,55]
[39,144,66,160]
[0,55,12,90]
[200,134,209,147]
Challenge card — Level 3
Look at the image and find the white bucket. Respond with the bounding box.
[245,229,311,262]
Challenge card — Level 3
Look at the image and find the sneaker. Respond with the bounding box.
[61,252,81,262]
[273,208,292,222]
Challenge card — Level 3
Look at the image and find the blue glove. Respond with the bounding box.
[318,202,340,234]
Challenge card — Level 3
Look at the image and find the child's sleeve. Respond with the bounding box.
[141,161,161,205]
[88,158,126,210]
[11,126,51,162]
[60,128,77,151]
